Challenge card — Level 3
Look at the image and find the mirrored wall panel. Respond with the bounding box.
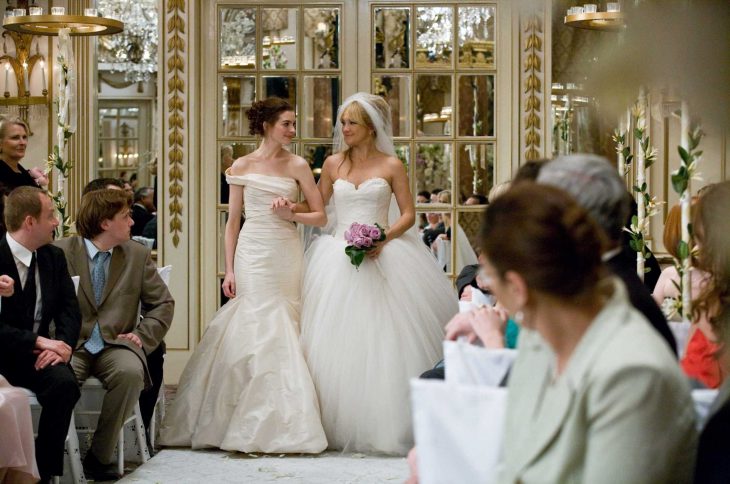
[303,8,340,69]
[303,143,333,181]
[416,142,452,196]
[262,8,298,70]
[220,8,256,68]
[458,6,496,68]
[458,75,494,137]
[416,7,453,67]
[374,75,411,137]
[218,142,257,204]
[262,76,297,115]
[220,75,256,137]
[395,143,410,170]
[457,143,494,203]
[374,7,410,69]
[302,76,340,138]
[416,75,452,136]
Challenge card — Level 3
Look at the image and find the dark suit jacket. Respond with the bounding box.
[0,238,81,360]
[606,246,677,356]
[131,204,153,237]
[54,236,174,386]
[695,380,730,483]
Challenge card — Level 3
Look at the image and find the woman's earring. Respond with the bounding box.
[513,311,524,324]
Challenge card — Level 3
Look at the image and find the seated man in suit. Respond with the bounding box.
[131,187,155,237]
[0,186,81,482]
[82,178,166,445]
[537,154,677,356]
[55,189,174,480]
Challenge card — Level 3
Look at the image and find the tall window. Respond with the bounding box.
[216,5,343,306]
[372,4,497,279]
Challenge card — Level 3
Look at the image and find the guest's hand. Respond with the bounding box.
[34,336,72,362]
[444,311,478,343]
[119,333,143,348]
[470,306,506,349]
[460,286,473,302]
[0,275,14,296]
[222,271,236,298]
[406,447,419,484]
[34,349,64,370]
[28,167,49,187]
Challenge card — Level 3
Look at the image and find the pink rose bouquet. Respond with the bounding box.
[344,222,387,269]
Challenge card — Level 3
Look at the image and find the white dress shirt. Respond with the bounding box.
[6,232,42,332]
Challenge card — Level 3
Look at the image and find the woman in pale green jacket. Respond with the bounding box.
[481,183,697,484]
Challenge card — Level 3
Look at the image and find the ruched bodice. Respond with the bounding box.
[333,178,392,236]
[226,172,299,234]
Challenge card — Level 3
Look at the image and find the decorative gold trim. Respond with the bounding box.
[3,15,123,37]
[564,11,624,32]
[523,14,542,161]
[166,0,185,247]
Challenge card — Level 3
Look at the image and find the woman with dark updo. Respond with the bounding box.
[447,183,696,483]
[161,97,327,453]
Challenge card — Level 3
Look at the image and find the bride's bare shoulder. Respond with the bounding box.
[229,154,255,176]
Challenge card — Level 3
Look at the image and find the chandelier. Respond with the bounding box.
[97,0,157,82]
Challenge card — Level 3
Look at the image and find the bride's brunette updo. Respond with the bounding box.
[246,97,294,136]
[480,182,608,303]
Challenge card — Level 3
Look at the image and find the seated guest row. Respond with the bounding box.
[0,184,174,482]
[410,156,730,483]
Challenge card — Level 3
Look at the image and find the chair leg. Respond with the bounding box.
[66,413,87,484]
[117,430,124,477]
[134,403,151,462]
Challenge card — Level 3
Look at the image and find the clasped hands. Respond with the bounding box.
[271,197,296,221]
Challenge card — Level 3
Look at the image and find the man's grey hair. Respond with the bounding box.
[537,154,630,242]
[134,186,154,203]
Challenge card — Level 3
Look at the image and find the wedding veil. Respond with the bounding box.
[332,92,396,157]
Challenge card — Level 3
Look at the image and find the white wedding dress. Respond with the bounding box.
[160,173,327,453]
[301,177,458,455]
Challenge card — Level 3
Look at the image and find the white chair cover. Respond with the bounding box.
[444,340,517,387]
[411,378,507,484]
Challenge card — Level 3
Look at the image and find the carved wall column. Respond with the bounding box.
[66,0,94,217]
[160,0,200,382]
[518,2,550,164]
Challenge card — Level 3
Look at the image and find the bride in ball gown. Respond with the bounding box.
[278,93,458,455]
[160,97,327,453]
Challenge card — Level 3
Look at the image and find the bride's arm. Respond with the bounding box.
[384,157,415,241]
[222,183,243,298]
[284,157,327,227]
[290,155,336,214]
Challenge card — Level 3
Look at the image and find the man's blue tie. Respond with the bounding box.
[84,251,111,355]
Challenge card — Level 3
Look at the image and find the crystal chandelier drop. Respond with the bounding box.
[97,0,157,82]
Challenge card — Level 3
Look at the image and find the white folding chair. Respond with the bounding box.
[25,390,86,484]
[148,265,171,449]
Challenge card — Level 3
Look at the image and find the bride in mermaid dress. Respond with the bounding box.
[278,93,458,455]
[160,98,327,453]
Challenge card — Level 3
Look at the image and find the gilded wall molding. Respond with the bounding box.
[522,14,544,161]
[166,0,186,247]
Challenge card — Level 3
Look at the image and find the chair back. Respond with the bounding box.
[157,265,172,287]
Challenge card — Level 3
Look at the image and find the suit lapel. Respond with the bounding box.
[511,342,575,474]
[67,237,96,309]
[99,245,125,307]
[37,247,53,324]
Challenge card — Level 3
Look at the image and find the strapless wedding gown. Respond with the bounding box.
[301,178,458,455]
[160,173,327,453]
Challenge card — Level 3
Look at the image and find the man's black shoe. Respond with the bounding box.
[83,451,121,481]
